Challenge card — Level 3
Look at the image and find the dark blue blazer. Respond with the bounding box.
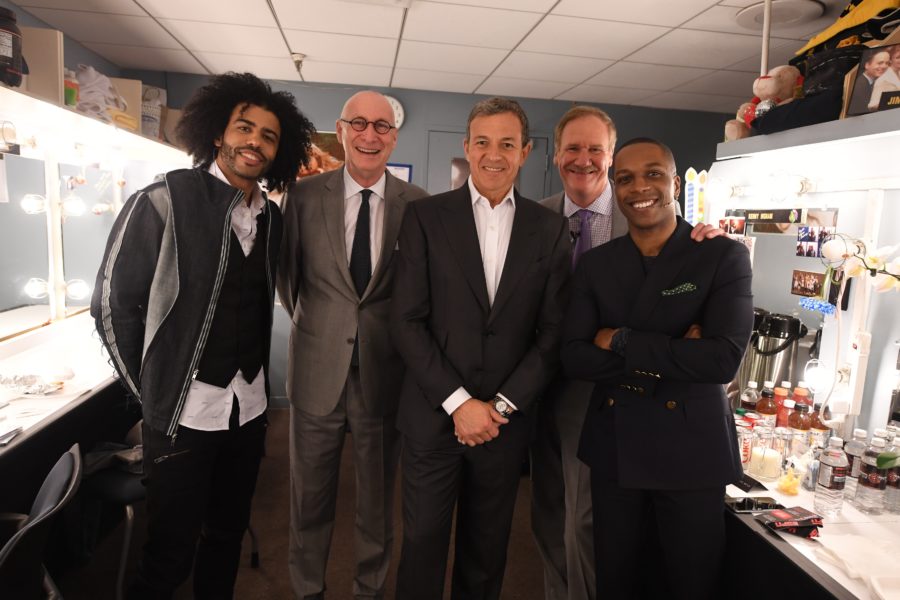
[561,218,752,490]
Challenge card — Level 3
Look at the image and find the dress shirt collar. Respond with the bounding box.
[467,176,516,209]
[208,160,265,212]
[563,181,612,218]
[344,168,386,201]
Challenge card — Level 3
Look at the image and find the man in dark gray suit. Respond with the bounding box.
[277,90,427,599]
[532,105,716,600]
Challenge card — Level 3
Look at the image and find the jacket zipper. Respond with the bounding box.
[166,188,244,438]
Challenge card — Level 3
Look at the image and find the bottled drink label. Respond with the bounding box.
[817,463,847,490]
[758,414,776,429]
[809,429,829,449]
[888,467,900,490]
[859,462,887,490]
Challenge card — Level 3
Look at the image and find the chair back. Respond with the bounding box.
[0,443,82,599]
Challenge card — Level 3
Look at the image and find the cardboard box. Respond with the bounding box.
[109,77,142,132]
[20,26,64,104]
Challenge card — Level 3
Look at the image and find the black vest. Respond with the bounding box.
[196,213,269,388]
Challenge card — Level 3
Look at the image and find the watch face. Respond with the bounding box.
[495,399,509,414]
[384,95,405,129]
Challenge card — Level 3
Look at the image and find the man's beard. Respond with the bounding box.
[218,141,268,181]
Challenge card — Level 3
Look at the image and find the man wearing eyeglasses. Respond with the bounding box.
[277,90,427,600]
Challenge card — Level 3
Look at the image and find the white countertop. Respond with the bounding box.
[728,478,900,599]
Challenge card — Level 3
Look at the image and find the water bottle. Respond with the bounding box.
[886,439,900,514]
[844,428,867,500]
[815,437,849,517]
[740,381,759,411]
[854,438,887,514]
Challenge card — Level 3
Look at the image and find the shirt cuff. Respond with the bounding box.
[442,387,471,415]
[496,392,517,411]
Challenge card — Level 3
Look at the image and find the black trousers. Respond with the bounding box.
[590,475,726,600]
[128,407,267,600]
[395,424,530,600]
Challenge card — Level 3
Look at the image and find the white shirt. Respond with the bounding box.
[343,169,386,271]
[177,162,268,431]
[442,176,517,416]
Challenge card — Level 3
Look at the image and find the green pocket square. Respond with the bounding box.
[661,283,697,296]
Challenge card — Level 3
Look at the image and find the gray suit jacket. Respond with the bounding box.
[277,167,428,416]
[541,183,681,242]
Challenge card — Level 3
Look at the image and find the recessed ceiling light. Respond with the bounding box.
[735,0,825,30]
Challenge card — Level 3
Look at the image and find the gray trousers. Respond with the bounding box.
[530,379,595,600]
[288,366,400,599]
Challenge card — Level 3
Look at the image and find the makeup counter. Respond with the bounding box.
[708,108,900,599]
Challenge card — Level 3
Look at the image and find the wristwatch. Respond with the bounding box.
[491,396,514,418]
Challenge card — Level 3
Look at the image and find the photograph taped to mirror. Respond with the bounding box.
[791,270,826,297]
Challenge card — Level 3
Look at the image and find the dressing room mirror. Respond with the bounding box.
[0,154,50,340]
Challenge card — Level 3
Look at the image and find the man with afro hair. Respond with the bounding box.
[92,72,315,599]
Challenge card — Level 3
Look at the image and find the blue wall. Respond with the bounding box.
[127,69,731,198]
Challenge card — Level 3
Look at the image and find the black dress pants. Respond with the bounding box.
[127,406,267,600]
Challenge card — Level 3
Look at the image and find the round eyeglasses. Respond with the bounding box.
[340,117,396,135]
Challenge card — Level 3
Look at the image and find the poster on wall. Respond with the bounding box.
[387,163,412,183]
[298,132,344,179]
[790,269,826,297]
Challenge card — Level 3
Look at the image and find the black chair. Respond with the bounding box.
[0,443,82,599]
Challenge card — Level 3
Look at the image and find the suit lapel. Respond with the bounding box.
[627,219,694,327]
[321,168,357,295]
[489,192,539,322]
[439,186,491,314]
[364,172,404,300]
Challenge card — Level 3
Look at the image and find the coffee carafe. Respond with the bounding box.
[742,312,808,391]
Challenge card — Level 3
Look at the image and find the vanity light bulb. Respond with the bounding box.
[62,195,86,217]
[20,194,47,215]
[65,279,91,300]
[24,277,49,299]
[803,359,831,394]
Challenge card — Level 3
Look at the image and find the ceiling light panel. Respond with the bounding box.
[272,0,404,38]
[403,2,541,49]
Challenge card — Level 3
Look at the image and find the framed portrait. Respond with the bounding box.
[846,43,900,116]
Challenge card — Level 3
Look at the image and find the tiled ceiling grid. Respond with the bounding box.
[16,0,845,112]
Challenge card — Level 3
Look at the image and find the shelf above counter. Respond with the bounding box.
[0,84,189,166]
[716,109,900,160]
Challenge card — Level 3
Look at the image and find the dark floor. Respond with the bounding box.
[56,408,545,599]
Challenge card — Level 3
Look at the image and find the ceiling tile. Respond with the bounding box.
[553,0,719,27]
[476,76,573,100]
[673,69,755,96]
[727,37,804,72]
[556,84,659,105]
[194,52,300,81]
[84,42,207,74]
[392,68,483,94]
[138,0,276,27]
[627,28,767,69]
[396,41,507,76]
[586,62,712,91]
[19,0,145,16]
[284,30,398,67]
[416,0,557,11]
[160,20,285,57]
[519,15,669,60]
[271,0,403,38]
[24,8,181,48]
[682,5,837,39]
[632,90,744,112]
[493,51,613,83]
[403,3,541,49]
[300,60,392,87]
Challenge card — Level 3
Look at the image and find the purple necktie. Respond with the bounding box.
[572,209,592,268]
